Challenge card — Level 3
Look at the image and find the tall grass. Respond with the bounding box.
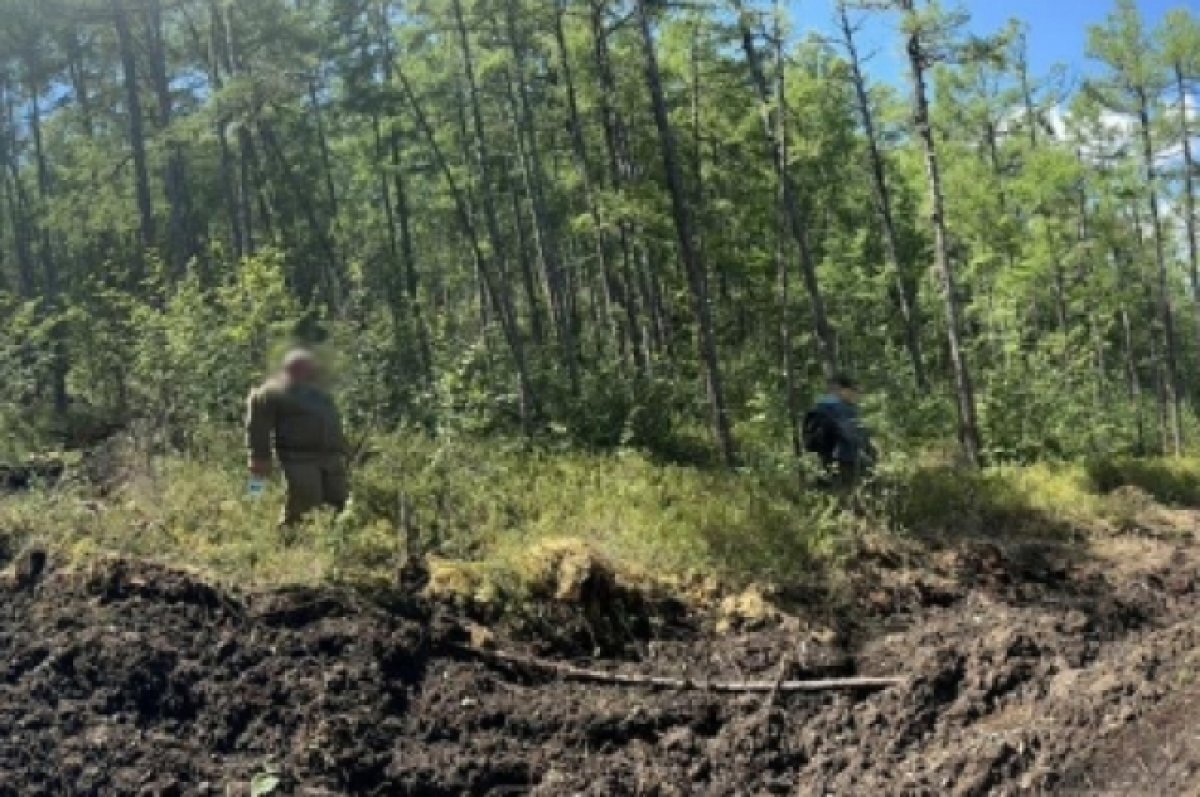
[2,431,1197,604]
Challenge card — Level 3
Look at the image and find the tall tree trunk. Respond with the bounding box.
[113,0,154,280]
[27,79,68,414]
[734,0,838,376]
[0,80,35,298]
[590,0,662,357]
[308,76,342,265]
[553,0,646,377]
[393,43,538,432]
[902,0,983,466]
[388,132,434,387]
[837,2,926,389]
[1175,63,1200,401]
[635,0,736,467]
[689,23,722,304]
[65,31,95,137]
[507,171,547,345]
[774,4,801,462]
[502,0,579,392]
[148,0,194,277]
[1114,246,1145,452]
[1,167,34,299]
[447,77,491,328]
[451,0,528,377]
[257,121,342,308]
[1136,87,1183,454]
[1016,30,1039,149]
[219,2,257,254]
[375,0,433,386]
[208,0,244,260]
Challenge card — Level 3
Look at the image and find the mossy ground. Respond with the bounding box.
[3,430,1198,611]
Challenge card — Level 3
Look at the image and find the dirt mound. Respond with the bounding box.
[4,526,1200,795]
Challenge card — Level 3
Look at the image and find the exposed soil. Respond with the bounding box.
[3,515,1200,795]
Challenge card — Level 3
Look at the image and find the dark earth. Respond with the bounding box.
[3,513,1200,795]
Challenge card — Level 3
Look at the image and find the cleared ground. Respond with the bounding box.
[3,505,1200,796]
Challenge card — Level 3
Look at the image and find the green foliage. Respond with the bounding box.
[0,0,1198,480]
[881,461,1103,537]
[352,432,842,586]
[1087,457,1200,506]
[4,426,1197,619]
[0,295,57,459]
[250,772,281,797]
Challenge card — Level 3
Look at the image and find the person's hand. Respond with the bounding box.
[249,459,273,478]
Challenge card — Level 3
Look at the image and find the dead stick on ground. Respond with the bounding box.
[455,644,902,693]
[758,644,799,735]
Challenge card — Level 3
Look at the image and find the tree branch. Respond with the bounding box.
[455,643,903,693]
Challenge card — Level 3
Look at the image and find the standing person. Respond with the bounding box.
[803,374,875,487]
[245,349,350,526]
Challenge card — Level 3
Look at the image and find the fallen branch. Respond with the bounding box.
[757,645,797,736]
[454,643,902,693]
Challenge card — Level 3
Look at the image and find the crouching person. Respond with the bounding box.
[804,374,876,489]
[246,349,349,526]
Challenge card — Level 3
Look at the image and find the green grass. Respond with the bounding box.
[2,431,1197,608]
[352,434,846,588]
[1086,456,1200,505]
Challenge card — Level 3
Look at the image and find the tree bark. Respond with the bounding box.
[218,2,257,254]
[553,0,646,377]
[0,80,36,299]
[590,0,663,358]
[451,0,528,370]
[27,75,68,414]
[207,1,244,260]
[901,0,983,466]
[503,0,579,392]
[1136,87,1183,454]
[388,132,434,387]
[393,44,538,432]
[257,121,342,308]
[734,0,838,376]
[148,0,194,277]
[375,0,433,386]
[775,5,801,462]
[113,0,154,280]
[635,0,736,467]
[1016,30,1039,149]
[837,2,926,389]
[1175,63,1200,406]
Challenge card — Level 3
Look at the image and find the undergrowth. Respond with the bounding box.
[2,430,1198,609]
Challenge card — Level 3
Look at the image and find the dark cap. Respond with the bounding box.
[830,373,858,390]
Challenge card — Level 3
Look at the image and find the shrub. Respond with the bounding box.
[880,459,1105,538]
[349,431,845,587]
[1086,457,1200,506]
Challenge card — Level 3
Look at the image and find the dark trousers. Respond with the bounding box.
[280,456,350,525]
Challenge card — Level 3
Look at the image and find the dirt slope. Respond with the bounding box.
[3,519,1200,796]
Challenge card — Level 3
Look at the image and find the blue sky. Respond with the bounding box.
[788,0,1190,82]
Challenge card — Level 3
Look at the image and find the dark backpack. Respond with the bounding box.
[802,408,841,461]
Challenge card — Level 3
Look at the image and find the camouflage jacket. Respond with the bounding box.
[246,379,347,463]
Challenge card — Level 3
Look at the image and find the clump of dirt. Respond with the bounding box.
[425,538,693,658]
[5,520,1200,795]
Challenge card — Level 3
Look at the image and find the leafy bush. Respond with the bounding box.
[879,458,1113,538]
[2,421,1194,613]
[1086,457,1200,506]
[353,432,844,587]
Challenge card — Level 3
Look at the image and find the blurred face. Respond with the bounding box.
[835,385,859,404]
[284,357,319,384]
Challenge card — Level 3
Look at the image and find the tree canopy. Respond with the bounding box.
[1,0,1198,467]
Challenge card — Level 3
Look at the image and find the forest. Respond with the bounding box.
[0,0,1194,470]
[7,2,1200,792]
